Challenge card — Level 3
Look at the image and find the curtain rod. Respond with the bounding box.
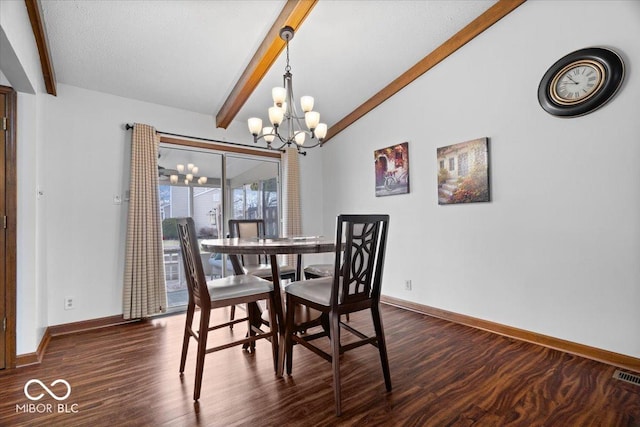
[124,123,283,154]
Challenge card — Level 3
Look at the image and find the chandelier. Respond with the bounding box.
[248,26,327,155]
[169,163,208,185]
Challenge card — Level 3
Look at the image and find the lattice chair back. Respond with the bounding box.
[333,214,389,308]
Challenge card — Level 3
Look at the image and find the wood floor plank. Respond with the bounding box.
[0,305,639,426]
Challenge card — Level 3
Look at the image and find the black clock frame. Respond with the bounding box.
[538,47,624,117]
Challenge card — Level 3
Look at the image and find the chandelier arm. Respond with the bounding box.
[253,133,290,152]
[270,134,292,151]
[304,140,322,148]
[256,130,286,144]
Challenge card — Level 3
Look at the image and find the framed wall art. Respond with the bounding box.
[374,142,410,197]
[437,137,490,205]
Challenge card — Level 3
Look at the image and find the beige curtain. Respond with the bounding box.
[282,147,302,266]
[123,123,167,319]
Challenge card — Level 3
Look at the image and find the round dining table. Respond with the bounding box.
[200,236,336,376]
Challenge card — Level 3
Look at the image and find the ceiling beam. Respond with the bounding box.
[215,0,317,129]
[25,0,57,96]
[323,0,527,143]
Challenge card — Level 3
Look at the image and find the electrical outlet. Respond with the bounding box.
[64,296,75,310]
[404,280,412,291]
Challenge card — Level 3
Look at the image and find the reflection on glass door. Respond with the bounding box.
[158,146,281,309]
[158,145,223,309]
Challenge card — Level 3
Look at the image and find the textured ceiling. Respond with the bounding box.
[40,0,498,131]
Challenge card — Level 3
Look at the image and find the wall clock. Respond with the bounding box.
[538,47,624,117]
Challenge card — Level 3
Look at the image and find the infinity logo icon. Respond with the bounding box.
[24,379,72,401]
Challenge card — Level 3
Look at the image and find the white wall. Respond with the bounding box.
[321,0,640,358]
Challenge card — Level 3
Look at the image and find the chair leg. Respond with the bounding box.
[179,302,195,373]
[193,309,210,401]
[229,305,236,329]
[285,295,296,375]
[371,305,392,392]
[268,295,279,373]
[247,302,261,352]
[320,312,330,337]
[330,310,342,416]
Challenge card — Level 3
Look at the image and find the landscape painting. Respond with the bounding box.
[437,137,490,205]
[374,142,410,197]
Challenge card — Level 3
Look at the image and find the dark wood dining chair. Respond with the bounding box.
[283,214,391,416]
[228,219,297,326]
[176,217,279,401]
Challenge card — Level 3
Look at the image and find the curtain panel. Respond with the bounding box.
[123,123,167,319]
[282,147,302,267]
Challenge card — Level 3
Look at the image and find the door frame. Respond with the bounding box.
[0,85,17,369]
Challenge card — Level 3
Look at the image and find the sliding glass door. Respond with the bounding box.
[158,144,281,309]
[226,155,281,237]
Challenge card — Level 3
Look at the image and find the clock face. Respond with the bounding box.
[550,60,605,105]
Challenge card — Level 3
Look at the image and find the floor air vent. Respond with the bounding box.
[613,370,640,386]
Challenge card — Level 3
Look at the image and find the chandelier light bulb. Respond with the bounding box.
[186,173,194,181]
[268,107,284,126]
[176,164,185,173]
[301,96,314,113]
[305,111,320,130]
[170,175,178,184]
[248,117,263,136]
[200,176,207,184]
[263,127,275,143]
[315,123,328,140]
[294,131,306,146]
[191,166,199,175]
[272,87,286,106]
[187,163,194,172]
[184,179,189,185]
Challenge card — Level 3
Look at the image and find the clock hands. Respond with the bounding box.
[565,75,579,85]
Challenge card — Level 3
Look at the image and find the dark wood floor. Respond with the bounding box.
[1,304,639,426]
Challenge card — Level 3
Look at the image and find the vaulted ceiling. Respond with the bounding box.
[34,0,524,141]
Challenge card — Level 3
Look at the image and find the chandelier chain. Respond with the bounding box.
[284,38,291,73]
